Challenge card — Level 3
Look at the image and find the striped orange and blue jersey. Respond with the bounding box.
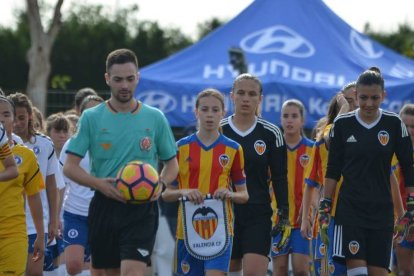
[173,133,246,239]
[282,137,314,228]
[305,125,342,217]
[393,151,413,211]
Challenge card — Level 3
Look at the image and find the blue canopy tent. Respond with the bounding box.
[135,0,414,129]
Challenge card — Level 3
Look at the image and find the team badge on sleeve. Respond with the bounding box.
[377,130,389,146]
[254,140,266,155]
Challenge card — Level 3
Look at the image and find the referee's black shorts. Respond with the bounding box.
[88,192,159,269]
[231,203,273,259]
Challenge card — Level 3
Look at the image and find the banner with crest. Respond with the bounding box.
[181,195,230,260]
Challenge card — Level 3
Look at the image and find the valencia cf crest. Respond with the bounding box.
[180,261,190,274]
[14,155,22,166]
[192,207,218,240]
[182,197,230,260]
[299,154,310,168]
[348,241,360,255]
[319,243,326,256]
[328,261,336,274]
[140,137,152,151]
[254,140,266,155]
[377,130,389,146]
[219,154,230,168]
[271,243,280,254]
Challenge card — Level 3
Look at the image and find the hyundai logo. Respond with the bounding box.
[137,91,177,113]
[389,63,414,78]
[240,25,315,58]
[350,30,383,59]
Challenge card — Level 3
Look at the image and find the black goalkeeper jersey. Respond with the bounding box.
[221,116,288,209]
[326,109,414,229]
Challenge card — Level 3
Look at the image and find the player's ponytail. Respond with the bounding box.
[356,67,384,90]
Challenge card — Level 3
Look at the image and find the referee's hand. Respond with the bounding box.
[97,178,126,203]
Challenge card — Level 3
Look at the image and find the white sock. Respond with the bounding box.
[347,267,368,276]
[228,272,243,276]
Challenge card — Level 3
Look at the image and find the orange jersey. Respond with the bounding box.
[284,137,314,227]
[174,133,246,239]
[393,152,411,210]
[305,134,342,217]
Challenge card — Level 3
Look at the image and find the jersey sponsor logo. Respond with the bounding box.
[378,130,389,146]
[219,154,230,168]
[100,143,112,150]
[346,135,357,143]
[33,146,40,155]
[14,155,22,166]
[192,206,218,240]
[348,240,360,255]
[299,154,310,168]
[68,229,79,239]
[181,261,190,274]
[254,140,266,155]
[140,137,152,151]
[137,248,149,257]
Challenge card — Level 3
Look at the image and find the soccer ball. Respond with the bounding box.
[115,161,160,203]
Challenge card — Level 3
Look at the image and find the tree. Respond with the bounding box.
[26,0,63,114]
[365,23,414,59]
[51,4,192,90]
[196,18,225,40]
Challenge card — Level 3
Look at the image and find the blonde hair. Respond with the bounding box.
[196,88,225,110]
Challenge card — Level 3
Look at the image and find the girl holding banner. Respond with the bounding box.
[162,88,249,276]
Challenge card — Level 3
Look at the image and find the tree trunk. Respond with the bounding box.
[26,0,63,115]
[27,38,51,113]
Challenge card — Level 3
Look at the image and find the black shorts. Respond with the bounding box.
[332,224,393,271]
[231,203,273,259]
[88,192,159,269]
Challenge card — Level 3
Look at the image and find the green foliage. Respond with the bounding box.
[0,12,30,91]
[197,18,225,40]
[0,3,193,91]
[365,23,414,59]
